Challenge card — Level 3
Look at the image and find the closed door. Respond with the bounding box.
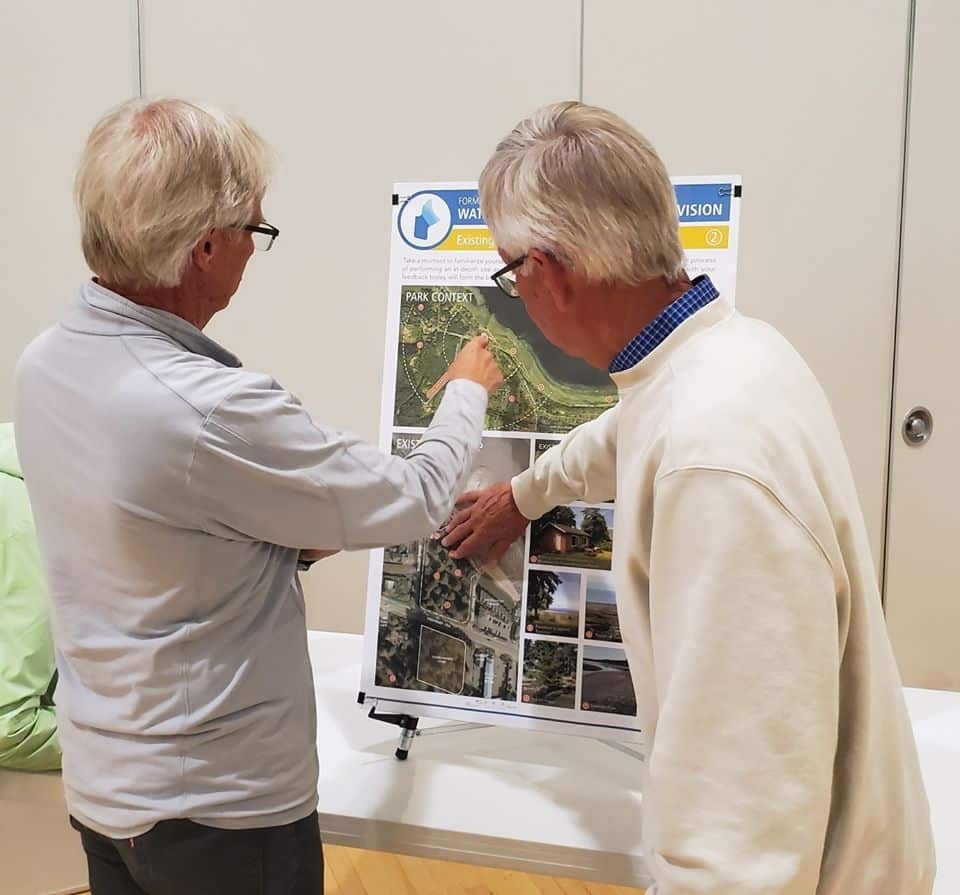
[884,0,960,690]
[582,0,912,571]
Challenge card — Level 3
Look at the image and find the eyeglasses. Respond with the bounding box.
[491,254,526,298]
[243,222,280,252]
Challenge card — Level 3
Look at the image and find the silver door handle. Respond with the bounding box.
[903,407,933,446]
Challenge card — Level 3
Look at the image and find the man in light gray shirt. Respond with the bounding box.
[14,99,502,895]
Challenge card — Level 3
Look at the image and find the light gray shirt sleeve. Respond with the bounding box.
[188,377,488,550]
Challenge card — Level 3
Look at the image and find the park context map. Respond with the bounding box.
[361,179,739,738]
[393,285,618,433]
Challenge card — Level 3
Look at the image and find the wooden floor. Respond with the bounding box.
[79,845,646,894]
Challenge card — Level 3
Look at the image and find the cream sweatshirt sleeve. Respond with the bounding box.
[645,467,839,895]
[510,404,620,519]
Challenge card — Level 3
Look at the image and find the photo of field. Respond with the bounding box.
[393,285,617,433]
[584,573,622,643]
[416,626,467,693]
[530,505,614,571]
[521,639,578,709]
[580,645,637,716]
[376,607,518,701]
[525,569,581,638]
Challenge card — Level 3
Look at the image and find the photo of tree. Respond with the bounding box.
[524,569,581,638]
[521,639,578,709]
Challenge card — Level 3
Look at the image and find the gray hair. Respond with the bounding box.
[479,101,683,285]
[75,98,274,288]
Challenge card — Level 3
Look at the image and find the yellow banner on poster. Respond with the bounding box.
[435,227,496,251]
[680,225,729,250]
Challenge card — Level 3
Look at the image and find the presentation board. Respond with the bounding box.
[359,178,741,740]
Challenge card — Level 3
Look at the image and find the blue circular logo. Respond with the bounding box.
[398,191,454,250]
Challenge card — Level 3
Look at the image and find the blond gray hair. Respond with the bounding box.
[75,98,273,288]
[479,101,683,285]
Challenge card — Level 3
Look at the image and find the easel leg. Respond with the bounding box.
[396,718,419,760]
[367,707,421,760]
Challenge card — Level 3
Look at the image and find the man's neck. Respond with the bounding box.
[97,279,212,330]
[579,273,693,369]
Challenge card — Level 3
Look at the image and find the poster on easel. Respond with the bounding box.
[359,177,741,742]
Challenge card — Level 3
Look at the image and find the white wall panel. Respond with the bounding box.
[1,1,136,416]
[583,0,911,569]
[141,0,582,631]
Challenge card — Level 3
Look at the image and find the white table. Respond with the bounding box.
[309,631,650,887]
[4,631,958,894]
[309,631,960,892]
[904,687,960,895]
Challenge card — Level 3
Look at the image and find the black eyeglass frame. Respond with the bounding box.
[491,254,527,298]
[243,222,280,251]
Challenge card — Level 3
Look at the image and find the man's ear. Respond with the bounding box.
[527,248,574,310]
[191,231,217,272]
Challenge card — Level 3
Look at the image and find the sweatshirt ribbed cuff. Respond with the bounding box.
[511,469,553,521]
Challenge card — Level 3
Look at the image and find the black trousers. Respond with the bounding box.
[71,812,324,895]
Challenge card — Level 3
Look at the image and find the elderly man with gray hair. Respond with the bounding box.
[14,98,502,895]
[443,102,936,895]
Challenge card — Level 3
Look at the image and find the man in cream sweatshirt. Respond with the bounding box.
[442,102,935,894]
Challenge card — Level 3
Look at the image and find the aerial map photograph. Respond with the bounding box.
[374,435,528,700]
[367,262,638,730]
[393,285,617,433]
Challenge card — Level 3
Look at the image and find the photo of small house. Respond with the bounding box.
[580,645,637,716]
[530,505,614,570]
[536,520,590,554]
[525,569,581,637]
[584,573,622,642]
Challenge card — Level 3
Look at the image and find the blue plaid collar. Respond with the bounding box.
[608,275,720,374]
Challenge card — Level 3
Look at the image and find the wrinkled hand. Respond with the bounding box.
[440,482,529,563]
